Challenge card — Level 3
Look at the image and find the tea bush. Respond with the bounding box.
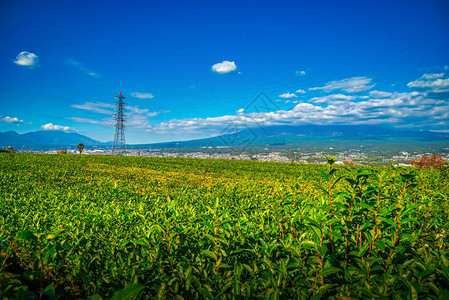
[1,153,448,299]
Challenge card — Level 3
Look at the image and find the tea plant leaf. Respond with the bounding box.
[320,267,342,277]
[110,283,144,300]
[202,250,216,260]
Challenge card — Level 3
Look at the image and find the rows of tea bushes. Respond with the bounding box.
[1,153,448,299]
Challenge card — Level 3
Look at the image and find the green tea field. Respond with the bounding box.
[1,153,449,299]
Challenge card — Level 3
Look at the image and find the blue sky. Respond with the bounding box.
[1,0,449,144]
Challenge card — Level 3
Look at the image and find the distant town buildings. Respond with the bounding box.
[23,146,449,166]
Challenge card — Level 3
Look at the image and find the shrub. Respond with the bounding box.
[411,154,447,169]
[1,146,16,153]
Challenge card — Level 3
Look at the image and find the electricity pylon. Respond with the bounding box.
[112,91,126,154]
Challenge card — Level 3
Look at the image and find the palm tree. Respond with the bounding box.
[77,143,84,154]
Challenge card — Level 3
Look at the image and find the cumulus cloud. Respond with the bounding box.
[41,123,75,131]
[14,51,39,68]
[369,90,393,98]
[211,61,237,74]
[146,72,449,136]
[278,92,297,99]
[310,76,375,93]
[131,92,154,99]
[309,94,356,104]
[151,88,448,135]
[0,116,23,124]
[407,73,449,90]
[295,89,306,94]
[66,58,98,77]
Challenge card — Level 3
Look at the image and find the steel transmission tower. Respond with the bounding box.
[112,91,127,154]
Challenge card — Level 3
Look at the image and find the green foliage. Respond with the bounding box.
[0,146,16,153]
[77,143,85,154]
[0,153,448,299]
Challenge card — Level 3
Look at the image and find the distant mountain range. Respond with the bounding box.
[134,125,449,150]
[0,131,108,147]
[1,125,448,150]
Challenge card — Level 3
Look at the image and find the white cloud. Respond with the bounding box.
[126,114,153,129]
[278,92,297,99]
[71,100,167,132]
[14,51,39,68]
[369,90,393,98]
[310,76,375,93]
[211,61,237,74]
[295,89,306,94]
[407,76,449,90]
[296,70,306,76]
[128,106,163,117]
[0,116,23,124]
[150,87,449,135]
[124,106,169,130]
[309,94,356,103]
[66,117,102,124]
[71,102,113,115]
[41,123,75,131]
[131,92,154,99]
[66,58,98,77]
[421,73,445,80]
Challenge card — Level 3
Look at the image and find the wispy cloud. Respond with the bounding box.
[70,100,166,131]
[296,70,306,76]
[13,51,39,68]
[131,92,154,99]
[41,123,76,131]
[295,89,306,94]
[71,102,113,115]
[310,76,375,93]
[421,73,445,80]
[66,58,98,77]
[278,92,297,99]
[128,106,162,117]
[0,116,23,124]
[211,60,237,74]
[126,106,168,130]
[66,117,103,124]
